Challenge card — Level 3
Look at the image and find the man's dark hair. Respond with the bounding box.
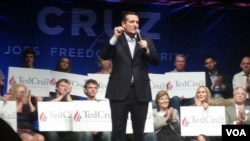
[23,48,35,58]
[84,79,99,88]
[121,11,138,22]
[204,55,216,61]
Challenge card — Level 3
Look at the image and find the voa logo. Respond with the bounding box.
[226,129,246,136]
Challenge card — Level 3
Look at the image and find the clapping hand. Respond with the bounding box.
[63,84,72,96]
[194,96,209,109]
[66,85,72,95]
[214,75,223,86]
[236,108,245,124]
[164,107,176,122]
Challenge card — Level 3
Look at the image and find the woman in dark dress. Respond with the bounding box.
[8,83,44,141]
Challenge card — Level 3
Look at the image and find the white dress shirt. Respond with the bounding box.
[232,71,249,98]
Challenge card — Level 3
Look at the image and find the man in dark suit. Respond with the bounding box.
[204,55,233,99]
[99,11,160,141]
[204,55,234,106]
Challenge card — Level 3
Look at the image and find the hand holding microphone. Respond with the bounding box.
[137,29,148,53]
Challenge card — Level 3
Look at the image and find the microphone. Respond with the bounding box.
[136,29,142,41]
[137,29,146,53]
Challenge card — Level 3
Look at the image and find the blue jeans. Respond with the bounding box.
[170,96,194,115]
[144,133,157,141]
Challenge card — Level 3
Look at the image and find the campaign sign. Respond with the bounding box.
[72,100,111,131]
[38,102,74,131]
[149,73,167,100]
[72,101,154,133]
[165,72,205,98]
[126,102,154,133]
[87,73,109,100]
[50,71,87,97]
[0,101,17,131]
[8,67,50,97]
[222,125,250,141]
[180,106,225,136]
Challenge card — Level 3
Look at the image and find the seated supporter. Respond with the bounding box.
[7,83,44,141]
[153,90,183,141]
[204,55,234,106]
[232,56,250,105]
[186,86,220,141]
[82,79,111,141]
[168,55,195,114]
[225,87,250,125]
[96,57,112,74]
[39,79,84,141]
[204,55,233,99]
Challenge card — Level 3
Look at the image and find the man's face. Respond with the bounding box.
[122,14,139,36]
[56,82,69,95]
[84,83,98,99]
[240,57,250,74]
[233,88,246,104]
[24,54,34,67]
[204,58,216,71]
[174,56,186,71]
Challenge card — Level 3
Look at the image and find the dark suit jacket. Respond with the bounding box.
[100,33,159,102]
[205,71,233,98]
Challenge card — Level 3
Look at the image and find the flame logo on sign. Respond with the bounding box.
[166,81,173,90]
[8,76,17,86]
[73,111,81,122]
[181,117,189,127]
[39,112,47,122]
[50,78,56,85]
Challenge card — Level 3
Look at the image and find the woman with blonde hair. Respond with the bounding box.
[188,86,216,141]
[193,85,234,108]
[193,86,213,108]
[8,83,44,141]
[153,90,183,141]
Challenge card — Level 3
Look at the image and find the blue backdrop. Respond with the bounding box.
[1,0,250,94]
